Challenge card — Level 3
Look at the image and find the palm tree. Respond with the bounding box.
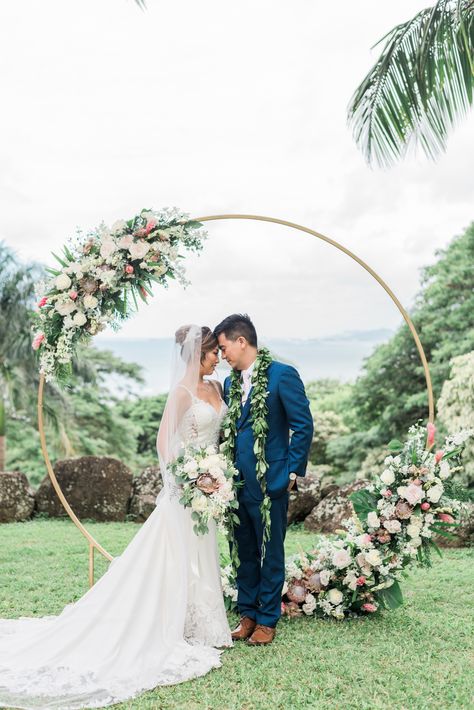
[348,0,474,167]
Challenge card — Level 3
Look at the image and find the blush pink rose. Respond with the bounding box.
[356,576,366,586]
[32,332,45,350]
[69,290,78,300]
[125,265,134,274]
[362,603,377,612]
[421,502,431,511]
[427,422,436,448]
[383,489,393,498]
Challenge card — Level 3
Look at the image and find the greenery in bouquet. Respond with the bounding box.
[31,207,207,382]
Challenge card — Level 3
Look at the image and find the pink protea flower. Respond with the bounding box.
[38,296,48,307]
[356,576,366,586]
[125,264,134,274]
[435,450,445,463]
[362,603,377,613]
[438,513,454,523]
[32,332,45,350]
[69,290,78,300]
[427,422,436,448]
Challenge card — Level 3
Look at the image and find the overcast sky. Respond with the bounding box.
[1,1,472,340]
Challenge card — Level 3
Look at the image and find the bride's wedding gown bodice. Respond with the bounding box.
[0,389,232,709]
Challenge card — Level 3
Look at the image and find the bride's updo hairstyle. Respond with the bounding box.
[175,325,218,363]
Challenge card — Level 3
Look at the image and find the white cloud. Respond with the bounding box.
[0,0,472,339]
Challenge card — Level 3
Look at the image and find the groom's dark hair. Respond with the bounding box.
[214,314,258,347]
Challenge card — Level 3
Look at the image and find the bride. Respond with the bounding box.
[0,324,232,709]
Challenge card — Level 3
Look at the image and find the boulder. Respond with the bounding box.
[320,483,339,500]
[287,470,321,525]
[0,471,35,523]
[129,466,163,522]
[35,456,133,521]
[434,502,474,548]
[304,479,369,533]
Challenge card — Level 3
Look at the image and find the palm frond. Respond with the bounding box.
[133,0,147,9]
[348,0,474,167]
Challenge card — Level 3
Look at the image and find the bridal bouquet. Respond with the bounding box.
[170,445,240,536]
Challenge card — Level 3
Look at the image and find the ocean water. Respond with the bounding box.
[95,329,393,396]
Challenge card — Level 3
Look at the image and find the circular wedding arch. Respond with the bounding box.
[37,213,434,587]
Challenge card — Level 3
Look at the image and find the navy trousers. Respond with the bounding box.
[234,489,289,628]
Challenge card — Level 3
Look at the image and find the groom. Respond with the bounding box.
[214,314,313,645]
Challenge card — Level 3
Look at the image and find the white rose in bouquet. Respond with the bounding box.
[55,300,76,316]
[438,460,451,480]
[383,519,402,534]
[365,549,382,566]
[406,523,421,538]
[327,588,343,605]
[319,569,331,586]
[55,273,72,290]
[118,235,134,249]
[367,512,380,529]
[73,311,87,327]
[426,484,444,503]
[129,240,150,260]
[111,219,127,234]
[332,549,352,569]
[100,240,117,259]
[402,483,425,506]
[302,593,317,615]
[191,494,208,513]
[380,469,395,485]
[83,294,98,310]
[183,459,199,479]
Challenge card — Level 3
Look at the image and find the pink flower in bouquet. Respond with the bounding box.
[421,502,431,511]
[125,264,134,274]
[140,286,148,299]
[286,580,307,604]
[38,296,48,307]
[362,603,377,613]
[427,422,436,448]
[281,602,287,615]
[305,572,322,593]
[285,601,303,618]
[395,500,413,519]
[356,576,366,586]
[383,489,393,498]
[435,450,445,463]
[69,290,78,300]
[438,513,454,523]
[145,219,157,235]
[32,332,45,350]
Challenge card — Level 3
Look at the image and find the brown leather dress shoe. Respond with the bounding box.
[247,624,276,645]
[231,616,256,640]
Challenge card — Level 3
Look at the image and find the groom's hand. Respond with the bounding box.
[287,473,297,492]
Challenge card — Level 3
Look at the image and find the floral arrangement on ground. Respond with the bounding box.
[221,423,472,619]
[32,207,207,381]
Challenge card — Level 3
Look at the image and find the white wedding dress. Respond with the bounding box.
[0,392,232,709]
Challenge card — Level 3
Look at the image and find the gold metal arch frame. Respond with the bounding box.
[37,213,435,587]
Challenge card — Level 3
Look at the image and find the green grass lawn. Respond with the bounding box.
[1,519,473,710]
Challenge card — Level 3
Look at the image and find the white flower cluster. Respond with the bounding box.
[32,208,207,380]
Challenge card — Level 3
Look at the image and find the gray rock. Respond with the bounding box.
[304,479,369,533]
[35,456,133,521]
[0,471,35,523]
[129,466,163,522]
[287,471,321,525]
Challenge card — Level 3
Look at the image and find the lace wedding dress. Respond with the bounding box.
[0,390,232,709]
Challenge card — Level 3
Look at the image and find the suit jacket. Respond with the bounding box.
[224,361,314,501]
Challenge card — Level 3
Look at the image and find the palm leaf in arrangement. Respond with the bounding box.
[348,0,474,167]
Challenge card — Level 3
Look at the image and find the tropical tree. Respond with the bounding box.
[348,0,474,166]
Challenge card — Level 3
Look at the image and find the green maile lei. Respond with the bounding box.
[222,347,273,562]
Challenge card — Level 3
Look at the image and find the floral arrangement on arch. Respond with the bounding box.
[221,423,472,620]
[32,207,207,381]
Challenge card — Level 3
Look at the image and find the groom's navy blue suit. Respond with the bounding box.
[224,361,314,627]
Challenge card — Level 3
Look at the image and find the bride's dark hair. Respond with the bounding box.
[175,325,218,363]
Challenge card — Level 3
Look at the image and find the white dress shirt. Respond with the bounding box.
[241,360,256,404]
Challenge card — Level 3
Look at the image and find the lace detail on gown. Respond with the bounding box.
[0,388,232,709]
